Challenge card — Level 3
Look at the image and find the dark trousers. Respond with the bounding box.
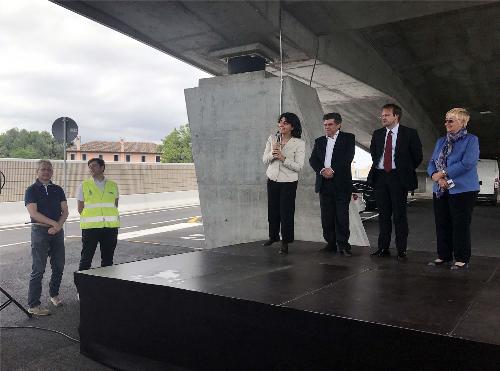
[267,179,298,243]
[79,228,118,271]
[375,170,409,253]
[433,191,477,263]
[319,180,351,250]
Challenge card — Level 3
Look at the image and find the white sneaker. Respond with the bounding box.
[50,296,63,307]
[28,306,51,316]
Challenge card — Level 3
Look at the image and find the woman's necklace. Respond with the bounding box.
[281,135,291,146]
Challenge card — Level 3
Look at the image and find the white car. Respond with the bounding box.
[477,159,499,206]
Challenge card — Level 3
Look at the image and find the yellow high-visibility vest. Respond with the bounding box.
[80,178,120,229]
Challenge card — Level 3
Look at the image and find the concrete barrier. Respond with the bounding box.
[0,159,197,202]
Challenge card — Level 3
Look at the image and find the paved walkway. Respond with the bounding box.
[0,190,200,227]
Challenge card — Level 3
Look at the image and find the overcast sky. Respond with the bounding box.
[0,0,371,166]
[0,0,210,144]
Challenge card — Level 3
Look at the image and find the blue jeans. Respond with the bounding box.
[28,225,65,308]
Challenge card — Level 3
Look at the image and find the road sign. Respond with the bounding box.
[52,117,78,143]
[0,170,5,195]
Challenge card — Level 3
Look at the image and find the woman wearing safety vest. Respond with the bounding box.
[77,158,120,271]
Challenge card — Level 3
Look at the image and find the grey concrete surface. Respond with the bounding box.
[51,1,500,160]
[185,71,369,248]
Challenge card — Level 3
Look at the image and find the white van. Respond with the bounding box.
[477,159,499,205]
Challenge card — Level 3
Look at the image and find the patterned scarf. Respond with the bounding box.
[434,128,468,198]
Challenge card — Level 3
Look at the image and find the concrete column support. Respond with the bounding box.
[185,71,369,248]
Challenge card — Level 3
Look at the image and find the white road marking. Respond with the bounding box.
[151,217,192,225]
[361,213,379,221]
[181,233,205,241]
[0,205,200,230]
[0,241,30,248]
[118,222,202,240]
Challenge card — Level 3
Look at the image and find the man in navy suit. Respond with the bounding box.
[310,113,355,255]
[367,103,423,259]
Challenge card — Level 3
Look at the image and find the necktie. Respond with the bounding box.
[383,130,393,172]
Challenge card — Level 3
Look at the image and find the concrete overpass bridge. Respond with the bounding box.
[52,0,499,159]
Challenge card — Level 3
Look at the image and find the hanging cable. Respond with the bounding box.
[278,1,283,115]
[309,38,320,86]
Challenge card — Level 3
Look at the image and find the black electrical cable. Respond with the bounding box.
[1,325,80,343]
[309,39,320,86]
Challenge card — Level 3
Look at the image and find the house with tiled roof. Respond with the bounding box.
[67,137,161,163]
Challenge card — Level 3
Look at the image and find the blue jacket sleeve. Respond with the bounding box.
[427,139,441,177]
[446,136,479,179]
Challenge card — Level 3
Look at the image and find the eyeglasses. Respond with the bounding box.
[380,114,393,118]
[444,119,455,124]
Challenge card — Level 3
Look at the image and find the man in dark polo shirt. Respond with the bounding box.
[24,160,68,315]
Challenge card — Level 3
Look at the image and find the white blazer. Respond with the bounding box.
[262,135,306,182]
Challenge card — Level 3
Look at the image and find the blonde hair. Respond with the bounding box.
[37,159,53,171]
[446,108,470,127]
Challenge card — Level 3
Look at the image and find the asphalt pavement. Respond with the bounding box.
[1,198,498,370]
[1,205,202,371]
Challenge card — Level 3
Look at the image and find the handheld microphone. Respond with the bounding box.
[275,130,281,146]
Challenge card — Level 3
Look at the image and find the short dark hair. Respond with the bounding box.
[88,158,105,169]
[323,112,342,124]
[382,103,403,120]
[278,112,302,138]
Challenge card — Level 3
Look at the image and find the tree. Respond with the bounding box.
[160,124,193,163]
[0,128,65,159]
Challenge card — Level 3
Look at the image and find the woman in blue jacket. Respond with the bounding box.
[427,108,479,269]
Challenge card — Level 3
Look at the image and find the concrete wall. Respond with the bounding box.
[185,71,369,248]
[0,159,197,202]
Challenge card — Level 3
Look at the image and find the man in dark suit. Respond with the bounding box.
[310,113,355,255]
[367,103,423,259]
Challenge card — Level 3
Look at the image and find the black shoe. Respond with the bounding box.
[340,250,352,257]
[263,238,279,246]
[279,242,289,254]
[371,249,390,257]
[319,243,337,253]
[397,252,407,261]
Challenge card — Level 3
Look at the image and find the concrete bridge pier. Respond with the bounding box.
[185,71,369,249]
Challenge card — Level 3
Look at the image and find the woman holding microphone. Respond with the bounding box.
[262,112,305,254]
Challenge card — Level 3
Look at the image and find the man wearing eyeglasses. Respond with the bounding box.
[309,112,355,255]
[368,103,423,259]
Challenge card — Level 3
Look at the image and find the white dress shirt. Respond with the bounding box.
[377,124,399,170]
[323,131,339,169]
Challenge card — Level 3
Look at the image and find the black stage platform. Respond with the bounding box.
[75,242,500,370]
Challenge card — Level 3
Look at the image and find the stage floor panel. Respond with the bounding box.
[81,241,500,345]
[77,241,500,370]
